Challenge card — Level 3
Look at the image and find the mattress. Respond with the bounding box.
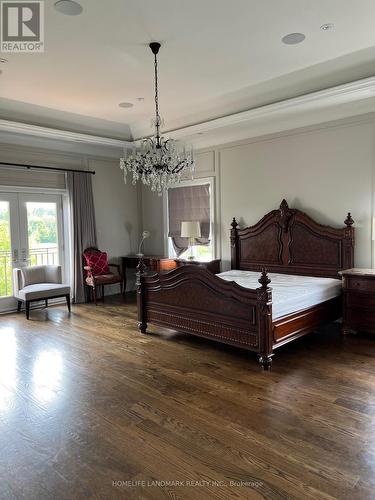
[217,270,342,320]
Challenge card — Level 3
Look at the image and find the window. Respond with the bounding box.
[166,179,214,261]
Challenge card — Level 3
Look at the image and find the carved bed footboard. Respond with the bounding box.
[136,260,274,369]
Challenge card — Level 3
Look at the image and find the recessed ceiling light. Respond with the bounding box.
[321,23,334,31]
[119,102,134,108]
[136,97,144,102]
[282,33,306,45]
[54,0,83,16]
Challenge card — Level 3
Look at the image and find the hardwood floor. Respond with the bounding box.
[0,295,375,499]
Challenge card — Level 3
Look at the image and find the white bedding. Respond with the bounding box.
[217,270,342,320]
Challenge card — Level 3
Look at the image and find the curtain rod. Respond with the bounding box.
[0,161,95,175]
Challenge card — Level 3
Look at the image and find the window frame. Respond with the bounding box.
[163,177,215,260]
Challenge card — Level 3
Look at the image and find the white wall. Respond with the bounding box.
[141,117,375,271]
[140,188,165,256]
[0,141,140,293]
[90,158,139,258]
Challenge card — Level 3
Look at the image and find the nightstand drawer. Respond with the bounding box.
[346,277,375,292]
[346,292,375,309]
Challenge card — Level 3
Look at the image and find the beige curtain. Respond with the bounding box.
[67,171,97,303]
[168,184,210,256]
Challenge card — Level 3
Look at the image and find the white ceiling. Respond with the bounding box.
[2,0,375,142]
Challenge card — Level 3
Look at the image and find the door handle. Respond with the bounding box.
[12,249,18,262]
[21,248,27,262]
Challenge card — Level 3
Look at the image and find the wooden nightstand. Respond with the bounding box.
[175,258,221,274]
[339,268,375,335]
[121,256,176,291]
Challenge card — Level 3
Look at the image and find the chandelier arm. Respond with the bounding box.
[169,161,189,174]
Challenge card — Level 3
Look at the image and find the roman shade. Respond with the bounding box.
[168,184,210,256]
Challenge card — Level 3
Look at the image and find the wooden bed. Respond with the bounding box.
[136,200,355,369]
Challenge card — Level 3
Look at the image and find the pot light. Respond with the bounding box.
[119,102,134,108]
[54,0,83,16]
[282,33,306,45]
[136,97,145,102]
[321,23,334,31]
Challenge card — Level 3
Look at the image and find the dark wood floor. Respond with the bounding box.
[0,296,375,499]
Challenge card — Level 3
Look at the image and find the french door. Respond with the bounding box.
[0,192,64,312]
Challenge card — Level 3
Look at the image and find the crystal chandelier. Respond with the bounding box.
[120,42,195,193]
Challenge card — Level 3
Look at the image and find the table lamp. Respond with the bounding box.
[181,221,201,260]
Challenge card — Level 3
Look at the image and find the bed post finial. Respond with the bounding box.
[136,256,146,280]
[280,199,289,211]
[231,217,238,230]
[345,212,354,227]
[230,218,239,270]
[258,268,271,289]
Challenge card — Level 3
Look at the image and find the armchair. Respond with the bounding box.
[13,265,71,320]
[83,247,124,304]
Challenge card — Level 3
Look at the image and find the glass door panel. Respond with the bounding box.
[0,193,21,309]
[0,201,12,298]
[19,194,64,273]
[26,202,59,266]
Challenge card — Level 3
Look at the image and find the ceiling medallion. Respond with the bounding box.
[120,42,195,193]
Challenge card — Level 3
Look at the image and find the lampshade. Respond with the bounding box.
[181,221,201,238]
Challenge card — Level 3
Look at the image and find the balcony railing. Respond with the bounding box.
[0,250,11,297]
[29,247,59,266]
[0,247,59,298]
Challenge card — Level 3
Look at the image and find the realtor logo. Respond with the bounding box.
[1,1,44,52]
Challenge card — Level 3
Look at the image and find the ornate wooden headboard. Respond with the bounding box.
[230,200,354,278]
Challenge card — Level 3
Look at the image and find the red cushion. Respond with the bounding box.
[84,251,110,275]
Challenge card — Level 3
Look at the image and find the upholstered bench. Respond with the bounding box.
[13,265,71,319]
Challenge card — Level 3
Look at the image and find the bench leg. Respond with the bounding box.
[17,300,22,312]
[45,299,48,308]
[65,294,71,313]
[25,301,30,320]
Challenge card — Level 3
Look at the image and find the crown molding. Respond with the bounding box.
[147,76,375,141]
[0,119,130,148]
[2,76,375,148]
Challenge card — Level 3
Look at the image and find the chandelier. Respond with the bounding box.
[120,42,195,193]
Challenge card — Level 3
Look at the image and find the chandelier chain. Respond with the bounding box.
[154,52,160,144]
